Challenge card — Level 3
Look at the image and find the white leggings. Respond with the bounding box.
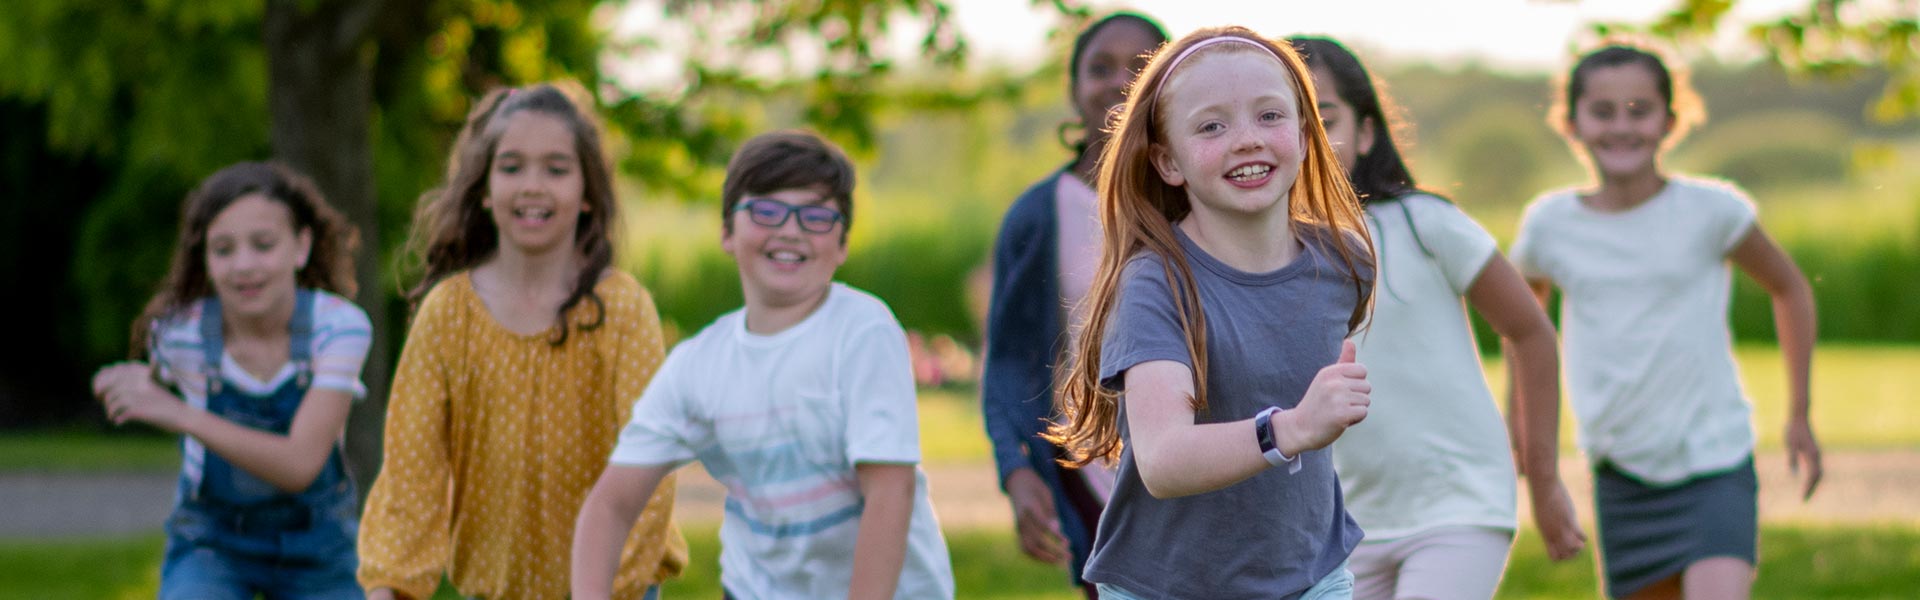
[1349,526,1513,600]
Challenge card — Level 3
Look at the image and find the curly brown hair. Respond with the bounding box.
[131,161,360,357]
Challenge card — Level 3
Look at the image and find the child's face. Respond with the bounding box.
[722,186,848,308]
[1074,21,1161,145]
[204,193,311,320]
[1570,63,1673,180]
[1149,50,1306,220]
[486,111,586,256]
[1309,65,1374,176]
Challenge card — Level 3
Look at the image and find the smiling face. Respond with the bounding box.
[1073,19,1164,148]
[205,193,311,321]
[1148,49,1306,222]
[1569,63,1674,180]
[721,186,849,310]
[485,111,586,257]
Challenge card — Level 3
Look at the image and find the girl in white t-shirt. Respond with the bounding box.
[1290,36,1587,600]
[1510,42,1821,600]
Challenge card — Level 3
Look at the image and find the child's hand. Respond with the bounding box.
[93,362,185,431]
[1528,479,1586,561]
[1786,418,1822,501]
[1274,340,1369,456]
[1004,467,1069,566]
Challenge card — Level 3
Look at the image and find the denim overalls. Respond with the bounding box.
[158,291,363,600]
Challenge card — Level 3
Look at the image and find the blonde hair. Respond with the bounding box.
[1045,26,1375,467]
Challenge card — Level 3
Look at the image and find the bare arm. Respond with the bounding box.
[1727,225,1822,500]
[1123,342,1369,498]
[571,463,672,600]
[1468,256,1583,561]
[848,463,916,600]
[94,363,350,493]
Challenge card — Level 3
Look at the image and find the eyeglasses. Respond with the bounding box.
[733,198,844,234]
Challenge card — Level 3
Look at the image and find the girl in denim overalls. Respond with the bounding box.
[93,161,372,600]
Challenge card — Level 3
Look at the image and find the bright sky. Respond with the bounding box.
[945,0,1814,72]
[604,0,1833,94]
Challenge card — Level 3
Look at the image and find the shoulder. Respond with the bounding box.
[1517,187,1582,226]
[415,271,473,315]
[149,301,209,364]
[1668,174,1757,210]
[1000,168,1070,229]
[591,268,658,319]
[826,283,907,332]
[308,290,371,332]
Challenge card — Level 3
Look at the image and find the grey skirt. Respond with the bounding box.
[1593,456,1758,598]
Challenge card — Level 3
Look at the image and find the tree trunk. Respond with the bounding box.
[264,0,388,507]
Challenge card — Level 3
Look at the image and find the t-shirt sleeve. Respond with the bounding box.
[840,319,922,465]
[148,313,204,395]
[1411,197,1500,294]
[1507,198,1552,281]
[1097,255,1194,389]
[609,347,702,467]
[310,295,373,399]
[1711,184,1760,253]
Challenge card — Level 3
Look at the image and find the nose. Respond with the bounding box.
[1232,126,1265,153]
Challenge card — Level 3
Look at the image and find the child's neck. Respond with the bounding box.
[224,297,295,342]
[1178,206,1301,273]
[742,286,833,336]
[484,243,581,293]
[1586,167,1668,212]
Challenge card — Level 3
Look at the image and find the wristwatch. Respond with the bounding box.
[1254,406,1302,473]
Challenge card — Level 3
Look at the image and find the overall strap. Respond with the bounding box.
[289,290,315,388]
[199,296,225,396]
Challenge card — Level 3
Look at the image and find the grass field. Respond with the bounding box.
[5,523,1918,599]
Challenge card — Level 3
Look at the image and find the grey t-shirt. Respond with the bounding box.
[1084,225,1369,600]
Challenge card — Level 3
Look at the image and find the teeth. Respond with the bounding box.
[768,251,805,263]
[1228,164,1271,180]
[513,208,553,219]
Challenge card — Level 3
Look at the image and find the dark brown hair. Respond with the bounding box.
[132,161,359,357]
[405,82,619,345]
[719,130,857,242]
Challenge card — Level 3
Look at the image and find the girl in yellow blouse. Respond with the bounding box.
[358,82,686,600]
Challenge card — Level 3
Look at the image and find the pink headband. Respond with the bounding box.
[1153,36,1284,106]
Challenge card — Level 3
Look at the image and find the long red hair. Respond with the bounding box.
[1045,26,1375,467]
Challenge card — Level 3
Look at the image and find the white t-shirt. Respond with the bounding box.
[1336,194,1514,540]
[150,290,372,488]
[1052,173,1118,499]
[610,283,954,600]
[1509,176,1759,485]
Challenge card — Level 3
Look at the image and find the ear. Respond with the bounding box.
[1149,142,1186,187]
[1356,116,1378,159]
[294,227,314,270]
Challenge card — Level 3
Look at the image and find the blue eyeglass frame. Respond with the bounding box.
[733,197,844,234]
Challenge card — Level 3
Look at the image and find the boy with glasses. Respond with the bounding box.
[572,130,955,600]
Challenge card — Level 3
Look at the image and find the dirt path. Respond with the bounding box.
[4,449,1914,539]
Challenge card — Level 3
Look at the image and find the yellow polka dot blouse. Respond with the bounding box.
[357,271,686,599]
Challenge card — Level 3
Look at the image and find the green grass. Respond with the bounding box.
[0,428,178,473]
[5,524,1916,599]
[1477,343,1920,452]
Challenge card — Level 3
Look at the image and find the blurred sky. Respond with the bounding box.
[606,0,1836,94]
[946,0,1813,71]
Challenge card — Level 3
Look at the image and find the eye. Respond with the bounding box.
[1198,121,1225,135]
[252,238,277,253]
[799,206,840,226]
[497,162,521,175]
[750,201,786,219]
[546,165,571,177]
[209,242,234,257]
[1261,110,1285,123]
